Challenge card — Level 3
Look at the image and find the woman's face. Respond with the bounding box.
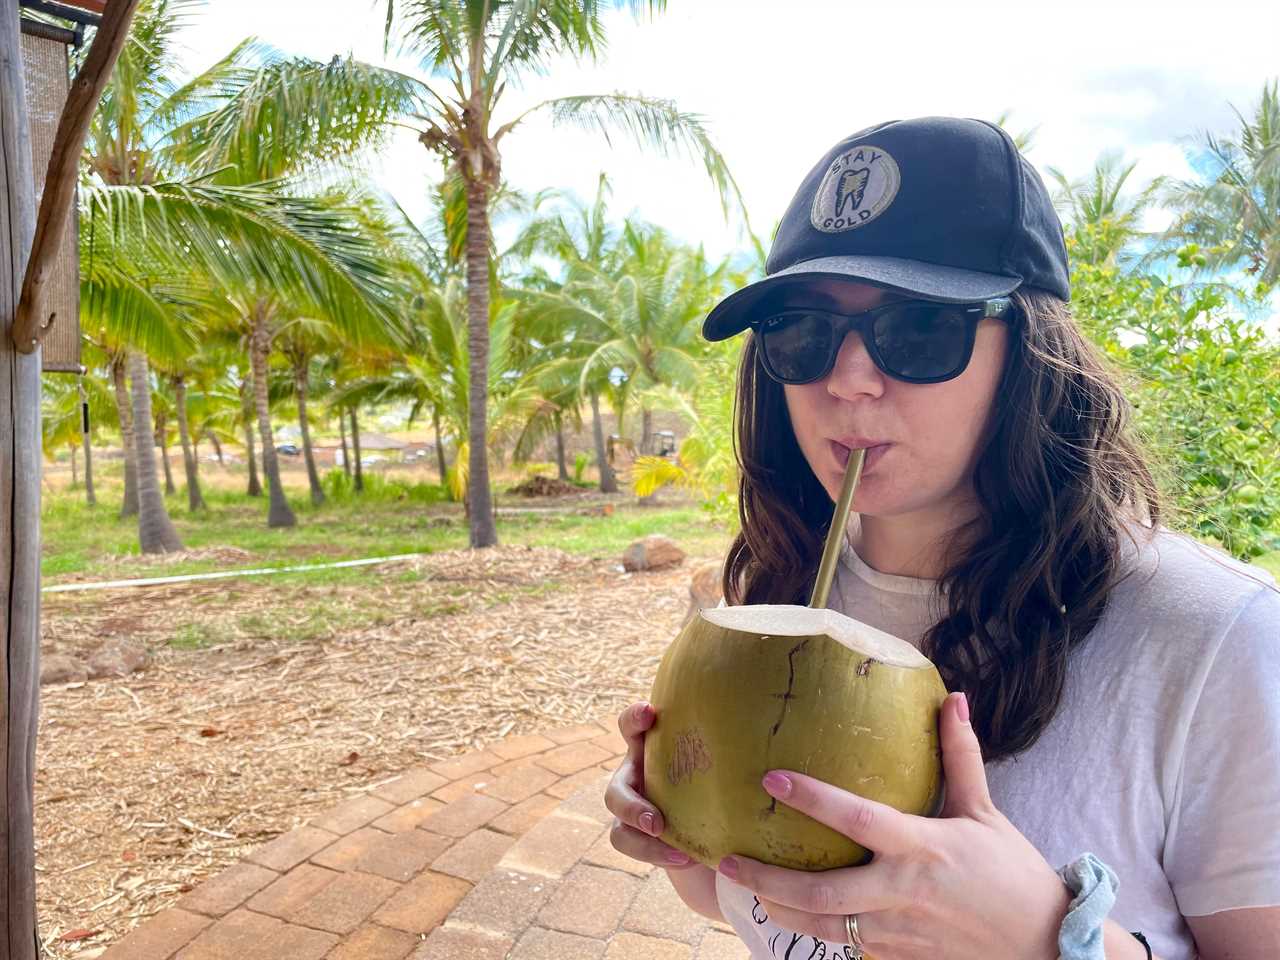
[779,279,1010,522]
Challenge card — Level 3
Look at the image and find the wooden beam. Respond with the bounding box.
[11,0,139,354]
[2,3,42,956]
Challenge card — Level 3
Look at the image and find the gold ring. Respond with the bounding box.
[844,912,864,952]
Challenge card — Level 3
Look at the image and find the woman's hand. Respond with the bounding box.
[716,692,1074,959]
[603,701,698,870]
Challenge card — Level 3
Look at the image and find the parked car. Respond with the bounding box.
[276,443,300,456]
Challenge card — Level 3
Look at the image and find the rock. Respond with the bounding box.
[41,654,88,686]
[622,534,686,572]
[86,641,149,680]
[690,560,724,608]
[684,560,724,625]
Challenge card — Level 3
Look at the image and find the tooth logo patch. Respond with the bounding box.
[810,145,900,233]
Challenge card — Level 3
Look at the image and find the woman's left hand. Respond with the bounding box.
[718,692,1074,959]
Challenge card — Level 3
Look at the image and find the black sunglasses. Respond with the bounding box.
[749,297,1014,386]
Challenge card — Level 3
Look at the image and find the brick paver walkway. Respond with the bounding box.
[101,719,749,960]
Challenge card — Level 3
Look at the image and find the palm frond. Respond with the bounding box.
[495,93,747,228]
[164,52,429,183]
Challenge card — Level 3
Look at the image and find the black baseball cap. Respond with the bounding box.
[702,116,1070,341]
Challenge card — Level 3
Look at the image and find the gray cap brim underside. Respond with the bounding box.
[702,255,1022,341]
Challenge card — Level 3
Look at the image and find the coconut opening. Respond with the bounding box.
[700,604,932,668]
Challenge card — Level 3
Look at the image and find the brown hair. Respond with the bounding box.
[722,288,1163,763]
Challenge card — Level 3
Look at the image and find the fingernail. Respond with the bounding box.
[957,693,970,724]
[718,856,739,879]
[762,772,791,797]
[666,850,691,865]
[639,812,657,836]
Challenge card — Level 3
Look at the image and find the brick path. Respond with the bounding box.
[100,719,749,960]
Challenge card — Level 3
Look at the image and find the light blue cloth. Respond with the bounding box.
[1057,853,1121,960]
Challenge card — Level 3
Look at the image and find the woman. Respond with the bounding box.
[604,117,1280,960]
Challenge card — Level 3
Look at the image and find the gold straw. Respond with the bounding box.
[808,447,866,609]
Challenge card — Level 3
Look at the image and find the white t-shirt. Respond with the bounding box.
[715,523,1280,960]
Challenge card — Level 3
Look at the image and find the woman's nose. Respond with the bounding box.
[825,330,886,400]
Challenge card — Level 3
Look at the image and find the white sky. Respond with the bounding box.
[173,0,1279,271]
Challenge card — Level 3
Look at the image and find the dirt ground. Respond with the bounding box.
[37,540,717,958]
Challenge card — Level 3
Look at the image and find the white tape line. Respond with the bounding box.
[43,552,429,593]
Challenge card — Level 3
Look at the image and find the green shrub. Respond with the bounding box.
[1073,255,1280,557]
[320,468,446,506]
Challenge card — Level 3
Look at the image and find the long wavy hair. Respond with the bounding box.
[722,287,1163,764]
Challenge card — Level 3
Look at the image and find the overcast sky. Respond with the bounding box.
[175,1,1279,270]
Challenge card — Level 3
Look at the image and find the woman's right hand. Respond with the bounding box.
[604,701,697,869]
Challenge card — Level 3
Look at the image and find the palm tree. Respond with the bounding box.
[1048,152,1164,268]
[336,275,541,507]
[128,350,183,552]
[518,219,730,490]
[169,371,207,511]
[381,0,748,547]
[236,370,263,496]
[80,205,199,536]
[994,109,1039,153]
[1162,80,1280,288]
[160,46,420,526]
[276,317,340,506]
[86,0,418,531]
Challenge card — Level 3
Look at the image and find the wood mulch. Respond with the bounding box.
[37,540,719,959]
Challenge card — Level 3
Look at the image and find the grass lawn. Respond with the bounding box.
[42,460,1280,586]
[41,462,734,585]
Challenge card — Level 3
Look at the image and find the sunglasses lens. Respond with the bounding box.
[759,312,834,383]
[872,303,969,380]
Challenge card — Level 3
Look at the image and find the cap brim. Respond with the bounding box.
[702,255,1022,341]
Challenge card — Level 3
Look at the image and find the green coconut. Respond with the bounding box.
[643,603,948,871]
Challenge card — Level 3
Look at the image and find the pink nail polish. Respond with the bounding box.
[957,693,970,723]
[763,772,791,797]
[718,856,739,879]
[639,812,656,835]
[666,850,690,865]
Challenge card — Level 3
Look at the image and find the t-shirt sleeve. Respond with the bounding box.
[1163,584,1280,916]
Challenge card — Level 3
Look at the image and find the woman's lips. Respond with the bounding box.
[830,439,890,472]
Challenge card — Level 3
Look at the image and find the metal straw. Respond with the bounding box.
[808,447,866,609]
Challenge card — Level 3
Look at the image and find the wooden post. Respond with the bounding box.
[13,0,140,353]
[1,5,42,957]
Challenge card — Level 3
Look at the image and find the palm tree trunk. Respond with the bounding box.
[111,356,139,517]
[79,378,96,507]
[174,375,205,511]
[432,405,447,485]
[127,350,182,553]
[239,381,262,497]
[250,302,295,527]
[295,361,324,506]
[349,406,364,493]
[339,412,351,477]
[590,389,618,493]
[554,409,569,480]
[464,178,498,548]
[207,429,224,465]
[640,407,653,455]
[156,413,176,495]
